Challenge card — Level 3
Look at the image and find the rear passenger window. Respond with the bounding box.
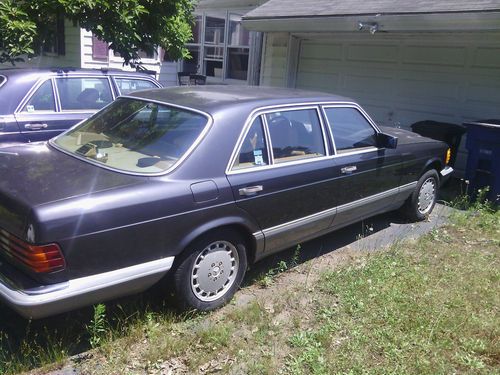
[233,117,269,170]
[56,77,113,110]
[266,108,325,163]
[114,78,158,94]
[22,80,55,112]
[324,107,377,152]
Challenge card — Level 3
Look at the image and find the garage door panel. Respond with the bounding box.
[473,47,500,68]
[396,79,459,102]
[402,46,467,66]
[298,58,341,74]
[300,42,343,60]
[347,44,399,63]
[343,74,395,94]
[295,72,340,91]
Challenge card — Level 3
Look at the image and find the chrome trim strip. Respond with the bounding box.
[261,183,415,237]
[0,256,174,308]
[440,166,453,177]
[263,205,337,237]
[49,97,213,177]
[399,181,418,193]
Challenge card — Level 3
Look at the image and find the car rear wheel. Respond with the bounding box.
[173,230,247,311]
[401,169,439,221]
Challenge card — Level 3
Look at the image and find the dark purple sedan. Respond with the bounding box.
[0,86,452,318]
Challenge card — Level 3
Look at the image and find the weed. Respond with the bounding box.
[258,244,301,288]
[86,304,107,349]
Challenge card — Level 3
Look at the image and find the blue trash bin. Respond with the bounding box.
[464,120,500,203]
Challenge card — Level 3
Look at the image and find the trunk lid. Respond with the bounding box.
[0,142,143,239]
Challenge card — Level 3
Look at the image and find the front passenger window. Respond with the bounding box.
[324,107,377,152]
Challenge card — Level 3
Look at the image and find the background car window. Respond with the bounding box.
[233,117,269,170]
[54,98,208,174]
[114,78,158,94]
[324,107,377,152]
[265,108,325,164]
[56,77,113,111]
[22,80,55,112]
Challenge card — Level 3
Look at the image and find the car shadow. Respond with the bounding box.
[0,180,461,367]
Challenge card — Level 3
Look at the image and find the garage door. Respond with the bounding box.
[295,32,500,172]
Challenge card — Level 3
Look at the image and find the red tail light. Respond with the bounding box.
[0,229,65,273]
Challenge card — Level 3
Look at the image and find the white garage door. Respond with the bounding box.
[296,32,500,172]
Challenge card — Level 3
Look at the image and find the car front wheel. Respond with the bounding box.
[173,230,247,311]
[401,169,439,221]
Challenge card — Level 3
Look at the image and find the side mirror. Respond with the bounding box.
[377,132,398,149]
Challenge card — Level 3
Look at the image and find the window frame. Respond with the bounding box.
[227,104,331,174]
[321,104,381,157]
[112,76,161,95]
[54,76,115,113]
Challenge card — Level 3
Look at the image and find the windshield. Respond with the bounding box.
[53,98,209,174]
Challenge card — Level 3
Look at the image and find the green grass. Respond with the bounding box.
[1,205,498,374]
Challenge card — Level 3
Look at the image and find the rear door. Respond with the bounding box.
[14,76,115,142]
[226,106,341,253]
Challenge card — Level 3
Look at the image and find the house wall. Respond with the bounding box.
[0,19,81,69]
[79,29,162,77]
[260,32,289,87]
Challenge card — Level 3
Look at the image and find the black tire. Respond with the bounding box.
[172,230,248,311]
[400,169,439,221]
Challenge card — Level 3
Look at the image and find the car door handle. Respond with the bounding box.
[24,123,48,130]
[341,166,357,174]
[239,185,263,196]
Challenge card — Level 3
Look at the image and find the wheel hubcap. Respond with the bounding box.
[417,177,436,215]
[191,241,239,302]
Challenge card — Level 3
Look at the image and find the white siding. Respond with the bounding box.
[0,19,80,68]
[80,29,161,78]
[293,32,500,174]
[260,32,289,87]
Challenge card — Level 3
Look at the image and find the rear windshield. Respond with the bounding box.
[53,98,209,174]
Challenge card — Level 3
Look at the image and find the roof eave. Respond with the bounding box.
[242,11,500,33]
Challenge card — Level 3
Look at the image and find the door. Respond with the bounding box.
[322,106,402,227]
[227,107,340,252]
[15,77,114,143]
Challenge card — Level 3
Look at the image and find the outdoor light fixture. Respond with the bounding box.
[358,21,379,34]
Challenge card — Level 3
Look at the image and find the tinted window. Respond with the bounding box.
[23,80,55,112]
[324,107,377,152]
[114,78,158,95]
[54,98,208,174]
[56,77,113,110]
[266,109,325,163]
[233,117,269,170]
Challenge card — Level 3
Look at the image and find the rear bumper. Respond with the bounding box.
[440,166,454,186]
[0,256,174,319]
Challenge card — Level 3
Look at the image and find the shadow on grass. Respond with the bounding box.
[0,179,463,372]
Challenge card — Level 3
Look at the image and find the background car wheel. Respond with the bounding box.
[401,169,439,221]
[173,230,248,311]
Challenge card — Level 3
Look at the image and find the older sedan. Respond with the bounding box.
[0,86,452,318]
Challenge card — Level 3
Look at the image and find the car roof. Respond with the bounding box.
[0,67,155,80]
[127,85,355,114]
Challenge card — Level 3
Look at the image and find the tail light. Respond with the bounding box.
[0,229,65,273]
[445,148,452,165]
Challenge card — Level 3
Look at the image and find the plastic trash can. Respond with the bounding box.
[410,121,466,167]
[464,120,500,203]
